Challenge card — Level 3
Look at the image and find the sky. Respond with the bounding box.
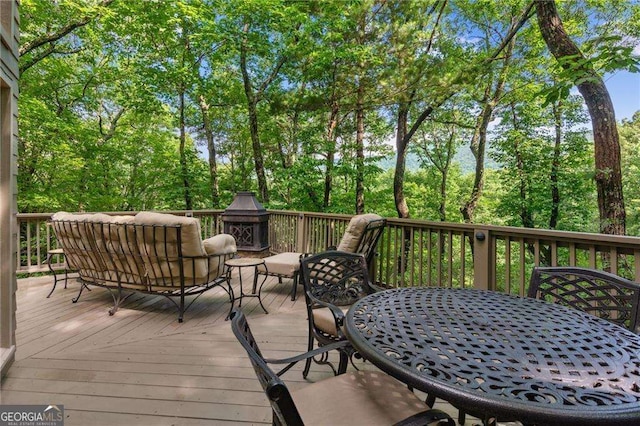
[606,70,640,121]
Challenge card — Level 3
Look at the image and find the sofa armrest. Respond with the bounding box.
[203,234,237,256]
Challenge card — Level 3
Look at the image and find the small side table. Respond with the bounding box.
[46,248,69,298]
[225,257,269,314]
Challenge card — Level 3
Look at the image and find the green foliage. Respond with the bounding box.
[16,0,640,238]
[619,112,640,236]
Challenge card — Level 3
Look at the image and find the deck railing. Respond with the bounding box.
[17,210,640,293]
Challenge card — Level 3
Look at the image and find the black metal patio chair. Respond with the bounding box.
[300,250,381,378]
[528,266,640,333]
[457,266,640,426]
[230,308,454,426]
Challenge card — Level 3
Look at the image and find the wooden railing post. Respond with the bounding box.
[296,213,306,253]
[473,228,491,290]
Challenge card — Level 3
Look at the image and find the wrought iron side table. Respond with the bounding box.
[225,258,269,314]
[345,287,640,425]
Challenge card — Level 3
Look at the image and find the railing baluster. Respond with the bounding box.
[447,231,453,288]
[569,243,577,266]
[460,233,466,288]
[409,227,415,287]
[610,247,618,274]
[505,237,511,294]
[427,227,433,287]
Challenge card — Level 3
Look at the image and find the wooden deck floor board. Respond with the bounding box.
[2,272,474,425]
[1,274,328,425]
[3,377,267,406]
[0,390,272,423]
[61,410,244,426]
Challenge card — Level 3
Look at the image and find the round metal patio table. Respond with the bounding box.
[344,287,640,425]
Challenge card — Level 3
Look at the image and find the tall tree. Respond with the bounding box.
[239,20,286,203]
[460,10,517,223]
[536,0,626,235]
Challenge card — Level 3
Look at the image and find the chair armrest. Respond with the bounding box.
[265,341,350,376]
[305,290,348,333]
[369,281,386,293]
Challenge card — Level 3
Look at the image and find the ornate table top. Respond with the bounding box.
[225,257,265,268]
[345,287,640,425]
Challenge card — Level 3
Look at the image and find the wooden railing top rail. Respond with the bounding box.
[268,211,640,246]
[17,210,225,220]
[18,210,640,247]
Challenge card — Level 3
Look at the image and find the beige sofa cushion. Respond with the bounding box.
[203,234,237,256]
[133,212,208,283]
[336,214,383,253]
[203,234,237,279]
[134,211,206,257]
[50,211,113,279]
[97,215,145,283]
[291,370,429,425]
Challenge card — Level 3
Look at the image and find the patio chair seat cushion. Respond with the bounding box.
[312,306,349,336]
[258,252,301,277]
[291,370,429,425]
[337,213,384,253]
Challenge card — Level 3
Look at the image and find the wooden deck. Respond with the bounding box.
[1,272,471,425]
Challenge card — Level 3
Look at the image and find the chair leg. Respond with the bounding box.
[426,394,436,408]
[458,409,466,425]
[302,333,315,379]
[46,253,58,298]
[290,273,298,301]
[337,349,348,375]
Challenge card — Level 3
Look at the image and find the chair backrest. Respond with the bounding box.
[336,214,386,266]
[528,266,640,333]
[230,309,304,426]
[301,251,375,307]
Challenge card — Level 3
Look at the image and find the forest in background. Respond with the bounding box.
[17,0,640,235]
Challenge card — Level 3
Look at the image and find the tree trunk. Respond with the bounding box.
[394,102,411,219]
[324,102,339,210]
[178,87,192,210]
[536,0,625,235]
[461,87,491,224]
[243,91,268,203]
[509,103,534,228]
[550,101,562,230]
[461,28,514,223]
[240,22,279,204]
[355,83,365,214]
[198,95,220,208]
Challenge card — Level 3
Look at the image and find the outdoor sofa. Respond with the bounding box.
[50,211,237,322]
